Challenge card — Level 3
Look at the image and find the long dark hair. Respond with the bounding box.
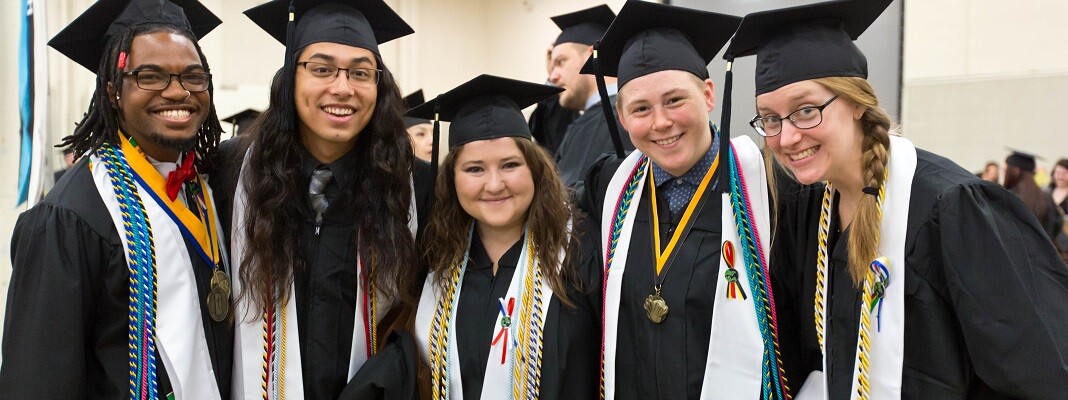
[238,49,417,315]
[423,137,577,306]
[57,23,223,171]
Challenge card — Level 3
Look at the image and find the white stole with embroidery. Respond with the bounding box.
[414,233,562,399]
[230,148,418,399]
[600,136,768,399]
[798,135,914,400]
[90,154,223,400]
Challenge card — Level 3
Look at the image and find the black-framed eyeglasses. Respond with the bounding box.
[121,70,211,92]
[750,95,838,137]
[297,61,381,86]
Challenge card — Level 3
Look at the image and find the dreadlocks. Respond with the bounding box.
[57,23,223,171]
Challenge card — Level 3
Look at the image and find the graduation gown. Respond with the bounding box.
[414,228,601,400]
[212,141,432,399]
[772,148,1068,399]
[583,156,724,400]
[1,158,233,399]
[528,93,580,154]
[554,95,633,192]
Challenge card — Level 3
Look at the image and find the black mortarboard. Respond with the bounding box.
[49,0,222,72]
[1006,149,1042,173]
[222,108,262,136]
[244,0,412,58]
[579,1,741,88]
[552,4,615,46]
[723,0,893,95]
[403,90,431,129]
[406,75,562,148]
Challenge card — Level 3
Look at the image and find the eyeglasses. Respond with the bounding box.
[121,70,211,92]
[297,61,381,86]
[749,95,838,137]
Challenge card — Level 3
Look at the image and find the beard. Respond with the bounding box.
[149,131,198,154]
[559,78,593,111]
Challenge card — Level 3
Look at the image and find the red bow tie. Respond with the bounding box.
[165,152,197,201]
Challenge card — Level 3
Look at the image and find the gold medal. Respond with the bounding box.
[644,288,669,324]
[207,269,231,322]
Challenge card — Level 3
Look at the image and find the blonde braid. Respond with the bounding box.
[811,77,893,287]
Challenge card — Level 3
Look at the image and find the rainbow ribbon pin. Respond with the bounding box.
[722,241,747,300]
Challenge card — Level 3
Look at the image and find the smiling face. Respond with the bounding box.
[617,70,715,176]
[112,31,208,162]
[758,80,865,187]
[453,138,535,238]
[294,42,379,162]
[1054,163,1068,189]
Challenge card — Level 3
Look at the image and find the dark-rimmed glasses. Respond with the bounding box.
[121,70,211,92]
[297,61,381,86]
[750,95,838,137]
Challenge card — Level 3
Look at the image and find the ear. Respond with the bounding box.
[703,78,716,112]
[107,81,118,107]
[853,104,867,120]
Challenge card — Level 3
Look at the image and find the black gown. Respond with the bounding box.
[582,156,738,400]
[555,95,634,194]
[210,141,432,399]
[772,149,1068,399]
[1,158,233,399]
[528,93,580,154]
[447,229,601,400]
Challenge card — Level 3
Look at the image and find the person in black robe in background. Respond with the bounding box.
[527,92,578,154]
[212,0,431,398]
[582,3,792,399]
[408,75,599,400]
[548,5,633,194]
[725,0,1068,398]
[528,42,579,154]
[1004,150,1063,241]
[2,0,232,398]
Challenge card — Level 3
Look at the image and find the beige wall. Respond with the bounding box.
[902,0,1068,173]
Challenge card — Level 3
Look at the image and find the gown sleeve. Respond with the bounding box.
[932,182,1068,397]
[0,203,125,398]
[339,331,418,400]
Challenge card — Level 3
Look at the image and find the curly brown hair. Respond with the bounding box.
[422,137,577,305]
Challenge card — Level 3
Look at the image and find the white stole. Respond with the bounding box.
[414,234,562,399]
[799,135,914,400]
[599,136,768,399]
[90,154,223,400]
[230,149,419,399]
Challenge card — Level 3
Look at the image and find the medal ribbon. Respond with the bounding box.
[119,134,222,269]
[648,152,719,276]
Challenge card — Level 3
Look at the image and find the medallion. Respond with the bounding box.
[644,293,669,323]
[207,269,231,322]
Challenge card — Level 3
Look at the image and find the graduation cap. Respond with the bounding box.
[403,90,431,129]
[579,0,741,161]
[48,0,222,72]
[406,75,562,148]
[579,1,740,88]
[222,108,262,136]
[551,4,615,46]
[244,0,413,60]
[405,75,561,186]
[1006,148,1043,172]
[723,0,893,96]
